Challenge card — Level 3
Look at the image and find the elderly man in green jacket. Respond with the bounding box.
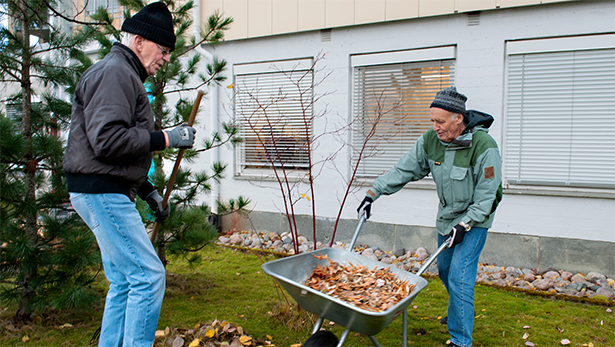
[357,87,502,347]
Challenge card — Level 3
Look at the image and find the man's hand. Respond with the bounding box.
[446,224,467,248]
[166,124,196,149]
[146,191,170,225]
[357,196,373,220]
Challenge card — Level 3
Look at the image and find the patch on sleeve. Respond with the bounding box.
[484,166,495,179]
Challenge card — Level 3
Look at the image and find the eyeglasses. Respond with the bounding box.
[155,43,171,56]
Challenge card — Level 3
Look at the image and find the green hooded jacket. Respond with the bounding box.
[369,110,503,235]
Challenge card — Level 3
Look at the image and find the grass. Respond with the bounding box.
[1,244,614,346]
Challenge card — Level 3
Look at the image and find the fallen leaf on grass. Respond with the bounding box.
[239,335,253,346]
[523,325,531,329]
[561,339,570,345]
[523,332,529,339]
[172,336,184,347]
[22,335,29,342]
[556,326,564,333]
[525,341,535,347]
[205,329,216,338]
[188,338,200,347]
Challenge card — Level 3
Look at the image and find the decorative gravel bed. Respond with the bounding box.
[218,230,615,303]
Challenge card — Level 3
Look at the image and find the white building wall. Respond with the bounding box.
[192,0,615,243]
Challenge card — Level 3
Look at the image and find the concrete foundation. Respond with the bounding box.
[221,211,615,278]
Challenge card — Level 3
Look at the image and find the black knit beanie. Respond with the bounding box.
[430,86,467,115]
[121,2,176,51]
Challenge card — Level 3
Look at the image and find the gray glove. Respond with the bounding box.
[166,124,196,149]
[145,190,170,225]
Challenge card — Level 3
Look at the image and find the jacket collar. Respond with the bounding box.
[112,42,149,82]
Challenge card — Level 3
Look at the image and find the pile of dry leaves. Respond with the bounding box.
[153,319,274,347]
[304,253,416,312]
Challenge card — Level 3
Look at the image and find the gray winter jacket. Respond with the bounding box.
[63,43,166,200]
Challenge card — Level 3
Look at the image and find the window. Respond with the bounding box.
[351,47,456,178]
[86,0,122,17]
[234,59,314,175]
[505,34,615,189]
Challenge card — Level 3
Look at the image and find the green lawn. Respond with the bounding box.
[1,244,613,346]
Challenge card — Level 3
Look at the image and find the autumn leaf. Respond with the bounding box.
[522,332,529,339]
[205,329,216,338]
[188,338,201,347]
[561,339,571,345]
[239,335,252,346]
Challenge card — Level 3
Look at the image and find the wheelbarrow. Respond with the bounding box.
[261,216,451,347]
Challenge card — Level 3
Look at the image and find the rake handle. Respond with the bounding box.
[150,90,204,245]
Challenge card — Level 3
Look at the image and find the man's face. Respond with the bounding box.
[430,107,465,142]
[137,37,171,76]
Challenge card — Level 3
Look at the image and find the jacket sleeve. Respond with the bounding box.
[462,146,502,225]
[81,67,151,162]
[371,136,431,200]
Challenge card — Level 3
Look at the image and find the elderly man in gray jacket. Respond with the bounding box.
[63,2,195,346]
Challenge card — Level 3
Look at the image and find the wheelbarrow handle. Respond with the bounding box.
[416,236,451,276]
[347,215,367,251]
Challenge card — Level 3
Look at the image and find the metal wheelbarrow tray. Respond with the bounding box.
[261,217,449,346]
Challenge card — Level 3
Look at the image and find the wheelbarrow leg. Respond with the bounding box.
[368,335,383,347]
[402,309,408,347]
[336,328,351,347]
[311,317,324,334]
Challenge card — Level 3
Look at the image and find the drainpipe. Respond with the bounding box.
[193,0,220,216]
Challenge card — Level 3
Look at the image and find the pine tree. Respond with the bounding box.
[0,0,105,323]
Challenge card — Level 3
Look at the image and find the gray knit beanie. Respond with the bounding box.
[430,86,467,114]
[121,2,176,51]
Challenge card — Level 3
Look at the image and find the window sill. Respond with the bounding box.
[504,185,615,199]
[354,180,614,199]
[234,168,308,183]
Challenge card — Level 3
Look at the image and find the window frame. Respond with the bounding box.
[503,34,615,192]
[350,46,456,181]
[233,58,315,179]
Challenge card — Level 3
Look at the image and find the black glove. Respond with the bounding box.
[357,196,373,220]
[145,190,170,225]
[446,224,467,248]
[165,124,196,149]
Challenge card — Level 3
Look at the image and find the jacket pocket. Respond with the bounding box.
[450,166,472,211]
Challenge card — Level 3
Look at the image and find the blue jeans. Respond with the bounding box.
[437,227,487,347]
[70,193,166,347]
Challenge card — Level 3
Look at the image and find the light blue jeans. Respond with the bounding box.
[437,227,488,347]
[70,193,166,347]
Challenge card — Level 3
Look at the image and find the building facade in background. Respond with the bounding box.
[193,0,615,276]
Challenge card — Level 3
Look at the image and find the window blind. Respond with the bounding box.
[352,60,455,177]
[505,48,615,188]
[235,69,313,171]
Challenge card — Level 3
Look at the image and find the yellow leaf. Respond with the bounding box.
[22,335,29,342]
[290,344,302,347]
[267,335,273,340]
[189,338,201,347]
[589,343,595,347]
[194,323,200,329]
[227,83,234,89]
[239,335,253,345]
[205,329,216,338]
[155,330,166,338]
